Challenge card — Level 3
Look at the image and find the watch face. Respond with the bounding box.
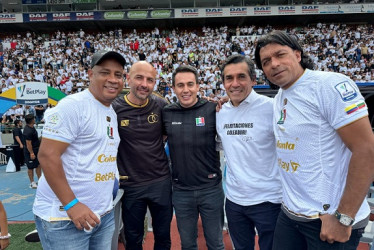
[340,215,353,226]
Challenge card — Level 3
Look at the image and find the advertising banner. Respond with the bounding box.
[253,6,272,15]
[103,12,124,20]
[301,5,320,14]
[204,8,224,17]
[175,8,200,18]
[16,82,48,105]
[22,0,46,4]
[363,3,374,12]
[149,10,173,18]
[277,6,296,15]
[74,11,96,20]
[24,13,48,22]
[228,7,248,16]
[338,4,364,13]
[0,14,22,23]
[127,10,148,19]
[319,5,341,14]
[72,0,96,3]
[52,12,71,21]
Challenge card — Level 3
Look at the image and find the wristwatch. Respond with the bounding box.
[334,210,354,226]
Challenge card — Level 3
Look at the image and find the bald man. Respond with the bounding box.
[112,61,172,250]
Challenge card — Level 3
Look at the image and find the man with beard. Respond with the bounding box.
[112,61,172,250]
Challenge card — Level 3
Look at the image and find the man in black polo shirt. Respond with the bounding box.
[12,119,24,171]
[162,65,224,250]
[23,114,41,189]
[112,61,172,250]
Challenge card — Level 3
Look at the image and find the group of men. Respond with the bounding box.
[31,30,374,250]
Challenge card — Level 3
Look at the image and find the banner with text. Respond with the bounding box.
[175,4,373,18]
[0,13,23,23]
[16,82,48,105]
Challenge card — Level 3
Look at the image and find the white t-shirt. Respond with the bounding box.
[217,90,282,206]
[33,89,120,221]
[274,69,369,224]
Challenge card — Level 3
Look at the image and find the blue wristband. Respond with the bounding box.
[64,198,79,211]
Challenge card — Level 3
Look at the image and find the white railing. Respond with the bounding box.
[0,152,7,165]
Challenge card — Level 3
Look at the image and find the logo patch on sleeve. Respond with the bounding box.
[335,81,357,102]
[47,113,60,125]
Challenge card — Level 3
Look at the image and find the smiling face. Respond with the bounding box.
[223,61,255,107]
[127,61,156,105]
[259,43,304,89]
[173,72,199,108]
[88,59,124,107]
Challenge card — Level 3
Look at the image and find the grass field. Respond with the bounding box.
[7,223,42,250]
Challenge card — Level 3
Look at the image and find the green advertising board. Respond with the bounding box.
[150,10,172,18]
[127,11,148,19]
[104,12,124,19]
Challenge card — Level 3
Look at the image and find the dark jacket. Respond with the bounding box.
[163,98,221,190]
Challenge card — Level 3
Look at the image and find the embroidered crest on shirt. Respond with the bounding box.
[335,81,357,102]
[195,117,205,126]
[277,98,287,125]
[107,126,114,139]
[147,113,159,124]
[121,120,129,126]
[107,116,114,139]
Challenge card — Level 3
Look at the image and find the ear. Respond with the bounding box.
[295,50,302,63]
[87,69,93,80]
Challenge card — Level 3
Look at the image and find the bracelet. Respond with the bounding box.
[64,198,79,211]
[0,233,11,239]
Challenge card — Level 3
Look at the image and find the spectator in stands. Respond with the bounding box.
[33,50,125,249]
[217,55,281,250]
[23,114,41,189]
[163,65,224,250]
[1,23,374,104]
[0,200,10,249]
[255,30,374,249]
[34,105,45,124]
[112,61,172,250]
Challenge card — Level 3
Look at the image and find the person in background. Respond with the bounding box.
[23,114,41,189]
[12,119,24,171]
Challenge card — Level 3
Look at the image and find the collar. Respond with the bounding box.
[124,94,149,108]
[228,89,258,108]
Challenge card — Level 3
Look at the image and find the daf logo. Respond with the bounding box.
[147,113,159,124]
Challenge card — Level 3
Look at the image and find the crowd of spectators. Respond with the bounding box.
[0,23,374,124]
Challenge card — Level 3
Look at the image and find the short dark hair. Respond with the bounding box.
[221,54,256,82]
[14,119,22,126]
[172,65,199,87]
[254,30,314,70]
[25,114,35,125]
